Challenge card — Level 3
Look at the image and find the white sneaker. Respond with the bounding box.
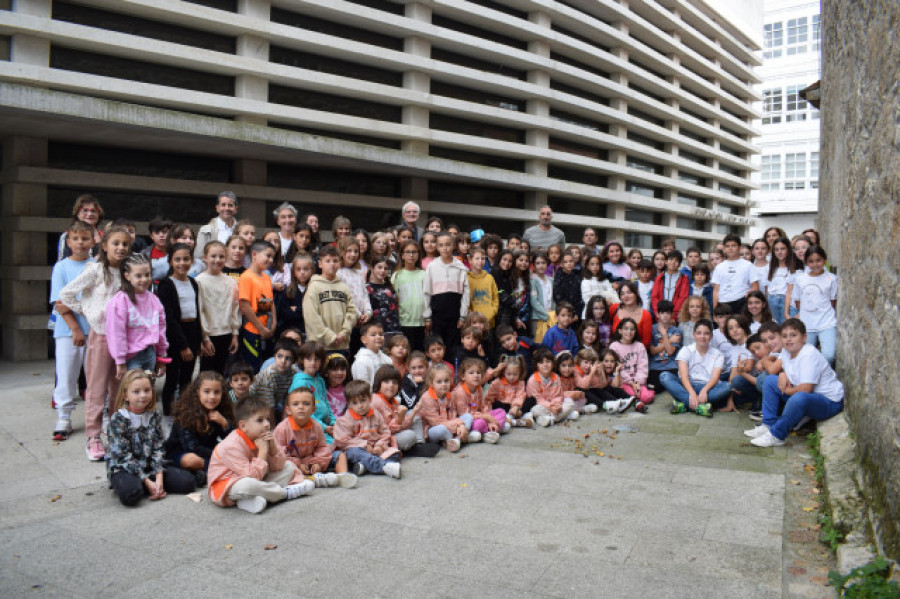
[750,431,786,447]
[313,473,339,487]
[468,431,482,443]
[353,462,367,476]
[501,422,511,434]
[237,496,267,513]
[483,431,500,444]
[618,397,636,413]
[743,424,769,439]
[444,438,461,453]
[336,472,358,488]
[285,479,315,499]
[383,462,401,479]
[604,401,618,414]
[583,404,599,414]
[535,414,553,427]
[566,411,580,421]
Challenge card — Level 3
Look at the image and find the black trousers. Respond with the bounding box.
[581,387,630,407]
[199,333,232,375]
[110,467,196,506]
[401,326,426,352]
[163,320,201,414]
[493,397,537,415]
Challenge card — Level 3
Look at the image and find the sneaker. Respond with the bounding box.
[404,442,441,458]
[695,403,713,418]
[618,397,636,413]
[517,415,534,428]
[501,422,512,434]
[748,410,762,422]
[634,402,649,414]
[52,419,72,441]
[583,404,599,414]
[743,424,769,439]
[468,431,483,443]
[285,479,315,499]
[193,469,207,487]
[237,496,267,513]
[670,401,686,414]
[750,431,786,447]
[336,472,358,488]
[314,473,339,488]
[383,462,401,479]
[483,431,500,444]
[792,416,812,431]
[566,411,580,421]
[604,401,618,414]
[352,462,368,476]
[85,436,105,461]
[535,414,553,427]
[443,438,461,453]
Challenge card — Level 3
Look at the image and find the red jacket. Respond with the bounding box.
[650,272,690,317]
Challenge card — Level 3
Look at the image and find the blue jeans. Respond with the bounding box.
[126,346,156,372]
[769,294,786,324]
[731,374,761,409]
[425,414,474,442]
[806,327,836,367]
[343,447,399,475]
[659,372,732,409]
[762,375,843,440]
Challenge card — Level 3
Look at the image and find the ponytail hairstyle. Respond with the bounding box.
[120,253,151,305]
[98,225,134,285]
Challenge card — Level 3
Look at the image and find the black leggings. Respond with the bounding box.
[110,467,196,506]
[401,326,426,352]
[199,333,232,375]
[163,320,201,414]
[580,387,630,407]
[493,397,537,415]
[647,369,677,391]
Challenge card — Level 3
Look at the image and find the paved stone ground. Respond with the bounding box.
[0,361,834,597]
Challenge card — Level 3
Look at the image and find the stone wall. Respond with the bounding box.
[819,0,900,559]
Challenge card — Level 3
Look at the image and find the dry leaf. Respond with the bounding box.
[802,507,816,512]
[460,483,467,488]
[49,494,61,503]
[225,544,234,550]
[790,479,800,485]
[186,493,202,503]
[264,544,277,550]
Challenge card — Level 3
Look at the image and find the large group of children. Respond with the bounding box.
[49,193,845,513]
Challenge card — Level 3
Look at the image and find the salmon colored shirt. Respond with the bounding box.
[484,377,526,409]
[333,407,399,459]
[208,429,301,506]
[417,387,464,439]
[273,416,332,471]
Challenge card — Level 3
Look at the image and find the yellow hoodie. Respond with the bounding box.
[468,269,499,327]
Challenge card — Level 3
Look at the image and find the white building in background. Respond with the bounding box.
[750,0,821,240]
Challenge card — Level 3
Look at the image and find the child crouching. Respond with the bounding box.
[208,396,315,514]
[333,380,402,479]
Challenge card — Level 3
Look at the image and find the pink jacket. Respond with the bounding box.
[525,372,564,409]
[610,341,649,385]
[484,377,526,409]
[273,417,332,471]
[417,387,464,439]
[105,290,168,364]
[208,430,300,506]
[371,393,413,434]
[451,382,489,418]
[333,408,399,459]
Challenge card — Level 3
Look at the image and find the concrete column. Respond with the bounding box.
[233,158,267,227]
[235,0,270,126]
[403,3,431,157]
[10,0,50,68]
[1,136,49,360]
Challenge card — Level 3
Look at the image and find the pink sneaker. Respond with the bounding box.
[85,436,105,461]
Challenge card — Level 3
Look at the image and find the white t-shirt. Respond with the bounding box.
[754,263,770,295]
[767,266,795,297]
[792,271,838,331]
[779,344,843,402]
[279,233,293,257]
[676,344,724,383]
[172,278,197,319]
[728,342,752,371]
[711,329,734,371]
[712,259,757,303]
[638,280,654,309]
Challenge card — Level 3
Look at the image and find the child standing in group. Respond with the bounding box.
[352,322,393,386]
[635,260,656,313]
[289,342,336,443]
[337,237,373,356]
[529,250,554,343]
[208,396,315,514]
[157,243,202,416]
[420,231,439,271]
[552,251,583,319]
[418,363,469,452]
[197,241,240,374]
[712,234,759,314]
[167,223,206,278]
[324,353,349,418]
[107,370,196,505]
[751,239,771,296]
[392,240,426,351]
[49,221,95,440]
[453,359,504,443]
[333,380,402,478]
[660,319,731,417]
[58,225,131,460]
[648,300,682,391]
[366,256,401,339]
[275,254,314,340]
[485,355,533,427]
[455,232,472,270]
[223,236,247,282]
[678,295,710,344]
[610,318,654,409]
[601,241,632,290]
[237,240,277,372]
[303,246,357,353]
[424,231,470,349]
[651,250,690,318]
[273,387,355,488]
[468,247,499,328]
[142,215,173,286]
[546,244,563,277]
[787,246,838,366]
[251,339,300,418]
[541,302,579,356]
[527,347,576,427]
[765,237,799,324]
[584,296,613,350]
[690,264,714,315]
[164,371,234,487]
[742,291,773,334]
[106,254,169,381]
[581,254,617,318]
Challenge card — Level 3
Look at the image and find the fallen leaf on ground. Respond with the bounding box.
[225,544,233,550]
[791,479,800,485]
[787,566,807,576]
[264,544,277,550]
[801,507,816,512]
[50,495,61,503]
[460,483,467,488]
[186,493,202,503]
[810,576,828,585]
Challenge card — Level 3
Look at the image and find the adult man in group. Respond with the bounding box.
[401,201,425,240]
[195,191,238,259]
[522,205,566,250]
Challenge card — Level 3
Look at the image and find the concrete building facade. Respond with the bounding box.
[749,0,820,240]
[0,0,761,360]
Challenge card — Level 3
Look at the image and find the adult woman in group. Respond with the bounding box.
[195,191,238,260]
[273,202,297,258]
[609,281,653,347]
[56,194,104,262]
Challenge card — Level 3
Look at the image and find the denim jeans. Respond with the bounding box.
[762,375,843,440]
[731,374,761,409]
[344,447,399,475]
[659,372,732,409]
[806,327,836,367]
[126,346,156,372]
[769,294,787,324]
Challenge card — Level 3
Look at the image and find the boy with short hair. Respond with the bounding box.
[552,252,583,318]
[712,234,758,313]
[251,338,300,418]
[493,324,534,375]
[526,347,576,427]
[424,231,470,349]
[273,387,356,488]
[50,221,95,440]
[540,302,579,356]
[208,396,315,514]
[730,333,768,416]
[691,264,714,314]
[449,326,490,377]
[648,300,682,391]
[351,321,393,386]
[302,245,357,352]
[238,240,277,372]
[682,246,703,283]
[226,361,254,405]
[651,250,690,317]
[333,380,401,478]
[424,335,455,380]
[142,214,174,285]
[635,259,656,313]
[467,247,499,327]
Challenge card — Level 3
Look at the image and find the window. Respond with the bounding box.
[760,155,780,190]
[812,14,821,51]
[764,22,783,59]
[677,194,706,208]
[785,85,807,122]
[762,88,782,124]
[785,153,806,189]
[787,18,808,55]
[810,152,819,189]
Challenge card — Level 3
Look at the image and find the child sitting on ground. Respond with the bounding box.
[208,396,315,513]
[371,365,419,451]
[527,347,577,427]
[648,300,682,392]
[610,317,654,410]
[556,351,588,413]
[324,353,349,418]
[452,358,504,444]
[289,342,336,443]
[333,380,402,478]
[485,355,533,428]
[273,387,356,488]
[351,321,393,386]
[575,349,635,414]
[418,363,470,452]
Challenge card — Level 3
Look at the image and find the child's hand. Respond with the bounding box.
[398,405,408,420]
[299,464,311,475]
[325,425,334,436]
[229,335,239,354]
[310,464,322,475]
[778,372,790,393]
[201,340,215,357]
[180,348,193,362]
[477,345,485,357]
[510,407,521,418]
[687,393,699,410]
[334,334,346,345]
[115,364,127,380]
[260,327,274,339]
[209,410,227,427]
[72,329,86,347]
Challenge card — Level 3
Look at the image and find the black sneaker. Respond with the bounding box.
[748,410,762,422]
[193,469,207,487]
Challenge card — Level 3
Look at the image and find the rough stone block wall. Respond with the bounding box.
[820,0,900,559]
